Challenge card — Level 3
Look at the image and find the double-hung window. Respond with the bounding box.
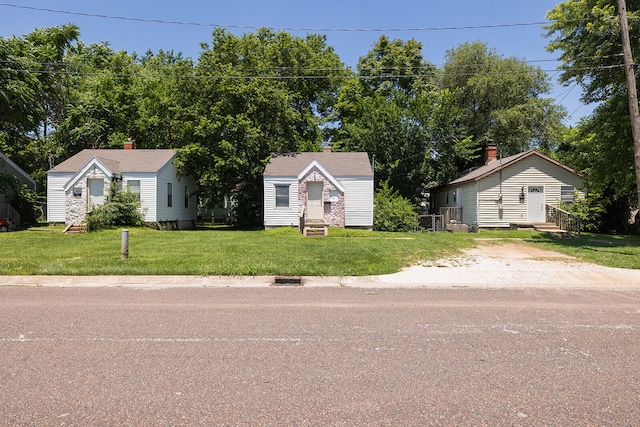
[561,186,575,204]
[128,180,141,200]
[275,185,289,207]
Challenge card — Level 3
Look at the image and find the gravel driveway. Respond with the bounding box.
[376,240,640,289]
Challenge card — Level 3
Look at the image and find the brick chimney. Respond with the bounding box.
[322,145,332,153]
[124,139,133,150]
[485,144,497,164]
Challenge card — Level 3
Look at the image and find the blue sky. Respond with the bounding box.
[1,0,593,125]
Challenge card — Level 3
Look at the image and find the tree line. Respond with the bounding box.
[1,0,638,231]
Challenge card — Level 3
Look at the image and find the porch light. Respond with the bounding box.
[519,186,525,203]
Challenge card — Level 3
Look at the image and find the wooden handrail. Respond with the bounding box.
[545,204,581,236]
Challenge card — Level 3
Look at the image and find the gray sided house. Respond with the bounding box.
[263,150,373,232]
[1,152,36,227]
[432,148,585,228]
[47,147,197,227]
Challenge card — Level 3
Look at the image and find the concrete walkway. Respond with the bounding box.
[2,259,640,290]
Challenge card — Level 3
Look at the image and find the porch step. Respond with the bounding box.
[303,222,328,237]
[533,222,574,239]
[63,221,87,234]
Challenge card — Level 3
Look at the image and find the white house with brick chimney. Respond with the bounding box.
[263,147,373,234]
[47,142,196,227]
[432,146,585,228]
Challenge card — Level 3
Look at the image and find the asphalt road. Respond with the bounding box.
[1,286,640,426]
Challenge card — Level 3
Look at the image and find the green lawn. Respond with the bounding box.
[1,226,638,276]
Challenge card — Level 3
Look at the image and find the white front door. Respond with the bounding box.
[307,182,324,221]
[88,179,105,211]
[527,186,545,223]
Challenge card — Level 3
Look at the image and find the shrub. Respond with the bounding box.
[86,182,145,231]
[561,193,606,233]
[373,180,418,232]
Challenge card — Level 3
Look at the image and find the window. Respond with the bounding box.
[561,186,575,204]
[184,186,189,208]
[167,182,173,207]
[128,180,141,200]
[275,185,289,207]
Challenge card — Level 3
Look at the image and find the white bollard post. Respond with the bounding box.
[121,229,129,259]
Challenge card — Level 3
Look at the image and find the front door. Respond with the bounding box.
[88,179,105,212]
[306,182,324,221]
[527,186,545,223]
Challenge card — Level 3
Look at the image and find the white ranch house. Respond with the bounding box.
[47,147,196,227]
[432,147,585,229]
[263,149,373,234]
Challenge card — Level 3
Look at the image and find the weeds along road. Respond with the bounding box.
[1,286,640,426]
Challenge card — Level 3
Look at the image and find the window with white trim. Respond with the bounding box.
[275,185,289,207]
[561,186,575,204]
[127,180,141,200]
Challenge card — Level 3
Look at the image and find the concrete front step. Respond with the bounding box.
[63,222,87,234]
[533,223,575,238]
[303,222,328,237]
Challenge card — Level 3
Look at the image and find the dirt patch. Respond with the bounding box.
[464,240,575,260]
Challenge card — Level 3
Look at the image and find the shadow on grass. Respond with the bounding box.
[527,233,640,268]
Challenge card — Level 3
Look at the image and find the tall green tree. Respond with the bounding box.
[545,0,640,230]
[0,24,79,192]
[440,41,565,167]
[332,36,474,202]
[173,28,345,227]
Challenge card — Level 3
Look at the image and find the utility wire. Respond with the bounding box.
[0,2,592,33]
[0,64,630,81]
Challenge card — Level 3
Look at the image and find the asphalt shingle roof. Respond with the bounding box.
[263,152,373,177]
[446,150,578,186]
[48,149,177,174]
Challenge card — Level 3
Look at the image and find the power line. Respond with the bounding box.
[0,56,630,75]
[0,2,591,33]
[0,63,629,80]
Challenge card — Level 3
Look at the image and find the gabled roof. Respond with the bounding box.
[63,157,114,192]
[0,152,36,189]
[298,159,346,192]
[264,152,373,177]
[446,150,579,187]
[48,149,177,173]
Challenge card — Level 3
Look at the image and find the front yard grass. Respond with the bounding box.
[1,226,638,276]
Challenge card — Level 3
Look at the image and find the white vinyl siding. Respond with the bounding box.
[264,177,299,227]
[124,173,157,222]
[476,155,584,228]
[47,173,72,222]
[342,177,373,227]
[155,162,197,222]
[459,183,478,225]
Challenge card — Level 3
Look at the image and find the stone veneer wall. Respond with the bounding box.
[298,167,345,227]
[65,169,108,225]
